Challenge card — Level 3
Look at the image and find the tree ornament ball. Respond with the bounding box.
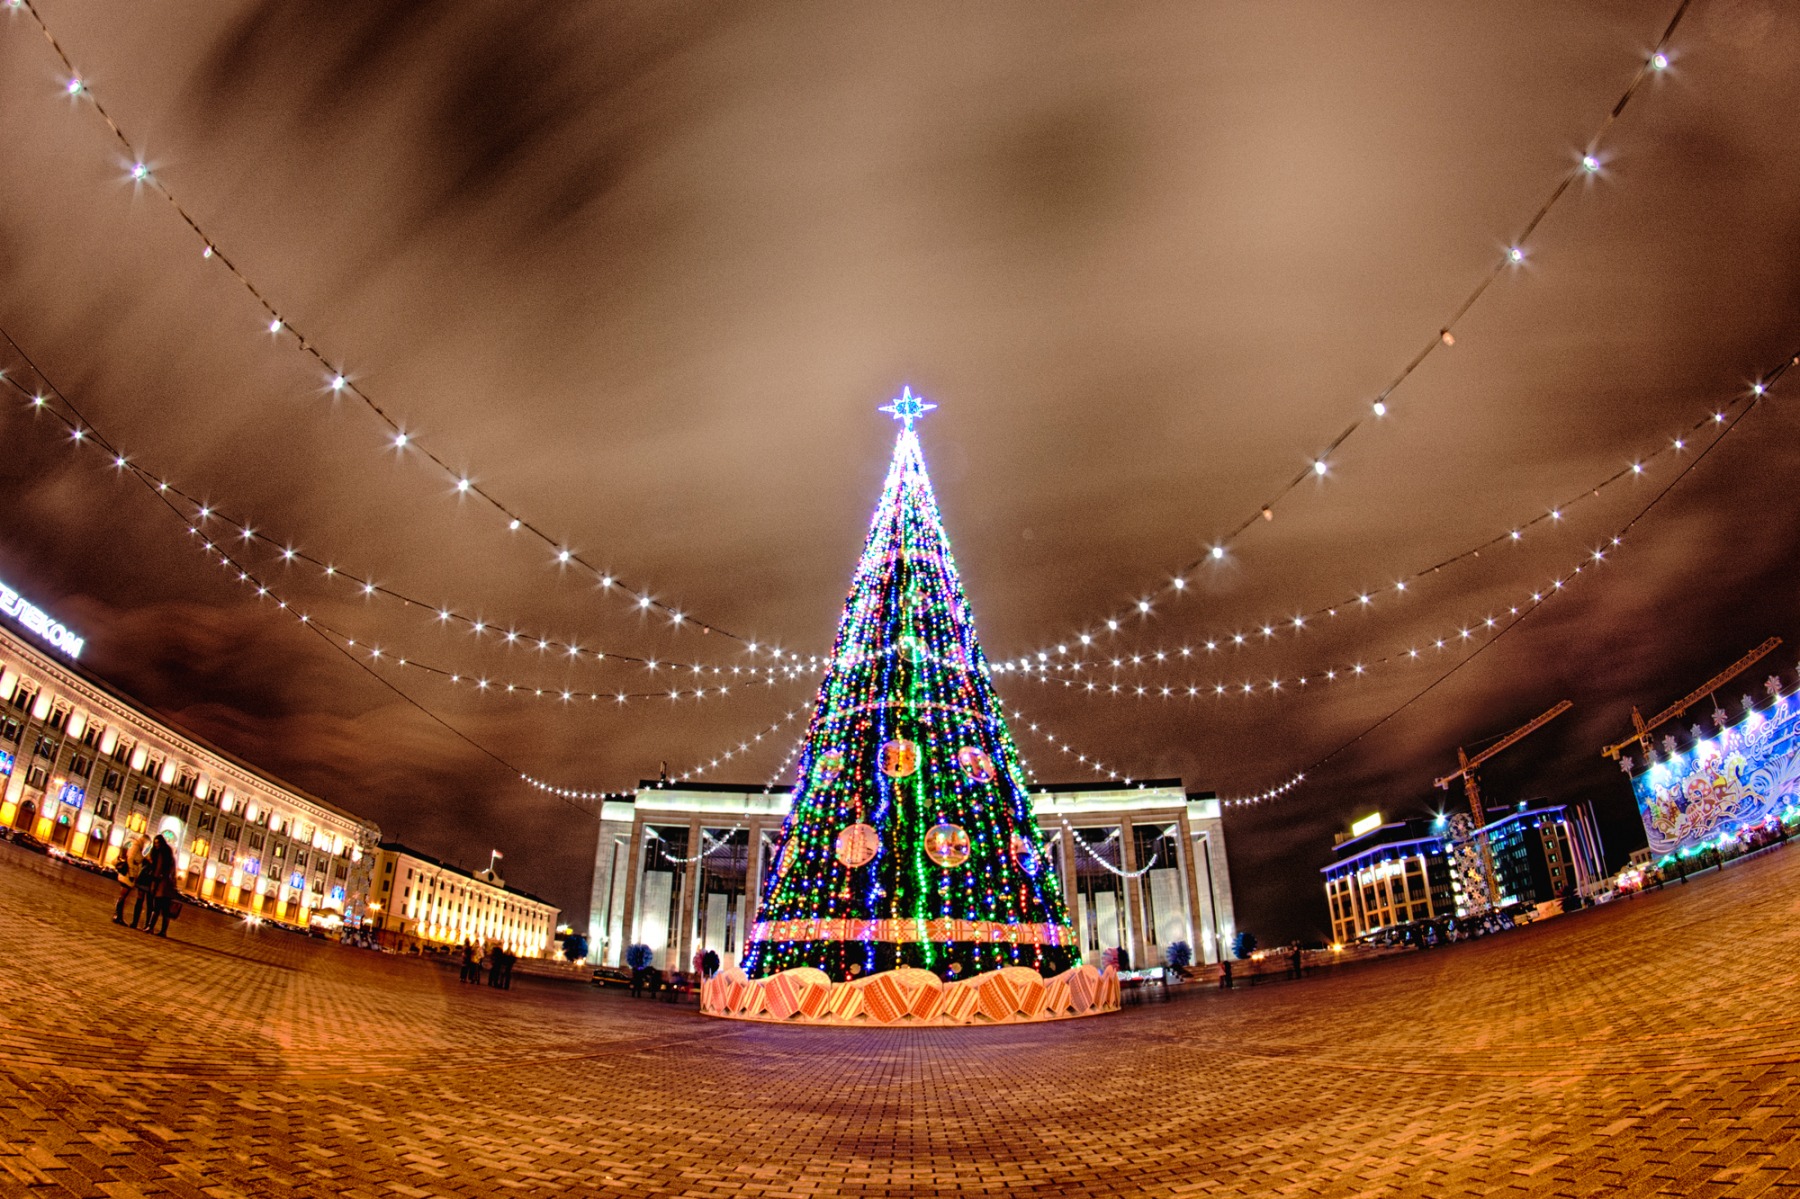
[1009,832,1042,875]
[815,748,846,784]
[880,738,920,779]
[957,745,996,783]
[925,822,971,867]
[834,822,880,868]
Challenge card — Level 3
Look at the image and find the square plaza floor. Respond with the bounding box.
[2,840,1798,1198]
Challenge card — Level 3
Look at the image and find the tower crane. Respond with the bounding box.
[1601,636,1781,766]
[1434,700,1572,911]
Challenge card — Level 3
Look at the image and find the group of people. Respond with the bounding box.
[111,832,180,936]
[459,941,518,989]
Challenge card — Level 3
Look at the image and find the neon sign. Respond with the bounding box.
[0,580,84,659]
[0,750,12,776]
[58,783,85,809]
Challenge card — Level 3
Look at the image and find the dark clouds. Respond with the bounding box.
[2,0,1800,940]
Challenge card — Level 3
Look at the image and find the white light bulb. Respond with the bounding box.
[1651,52,1668,70]
[330,374,346,391]
[393,432,408,448]
[1508,247,1523,263]
[1581,154,1600,174]
[1372,400,1386,417]
[456,478,470,492]
[1211,545,1225,560]
[130,164,148,182]
[66,78,83,96]
[557,549,571,563]
[1313,459,1328,476]
[269,319,282,334]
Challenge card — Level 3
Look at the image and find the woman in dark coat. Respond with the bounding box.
[143,833,178,937]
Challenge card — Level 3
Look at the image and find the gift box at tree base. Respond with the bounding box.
[713,390,1119,1025]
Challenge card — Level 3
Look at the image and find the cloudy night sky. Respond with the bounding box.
[2,0,1799,943]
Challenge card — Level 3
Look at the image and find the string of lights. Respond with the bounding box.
[13,0,769,655]
[1008,341,1795,808]
[519,702,817,802]
[995,0,1691,656]
[15,1,1689,681]
[650,826,745,865]
[0,361,812,710]
[1057,823,1161,880]
[991,382,1758,673]
[0,328,823,683]
[0,320,817,806]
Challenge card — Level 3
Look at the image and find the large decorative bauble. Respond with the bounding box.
[1010,832,1041,875]
[957,745,996,784]
[925,822,971,867]
[898,633,927,663]
[834,822,879,868]
[814,749,846,784]
[880,738,919,779]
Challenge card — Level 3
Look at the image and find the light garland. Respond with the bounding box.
[12,0,1688,683]
[985,0,1690,655]
[1059,823,1160,880]
[0,330,818,681]
[651,826,745,865]
[0,370,806,710]
[992,382,1759,671]
[1009,346,1794,810]
[0,323,823,810]
[12,2,771,654]
[518,702,817,802]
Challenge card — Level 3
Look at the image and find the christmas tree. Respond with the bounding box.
[742,389,1078,983]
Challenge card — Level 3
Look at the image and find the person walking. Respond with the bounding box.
[112,834,147,926]
[459,942,475,984]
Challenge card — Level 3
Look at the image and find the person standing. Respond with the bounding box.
[112,834,147,926]
[143,834,177,936]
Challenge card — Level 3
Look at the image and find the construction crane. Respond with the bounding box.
[1434,700,1572,911]
[1601,636,1782,765]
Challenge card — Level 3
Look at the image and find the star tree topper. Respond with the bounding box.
[878,385,936,429]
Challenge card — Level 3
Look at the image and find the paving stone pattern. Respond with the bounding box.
[2,838,1798,1197]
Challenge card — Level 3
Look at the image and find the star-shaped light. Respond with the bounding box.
[878,385,936,429]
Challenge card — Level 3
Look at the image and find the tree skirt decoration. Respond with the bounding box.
[701,962,1120,1026]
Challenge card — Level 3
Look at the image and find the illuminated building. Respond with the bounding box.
[1325,802,1605,942]
[1452,801,1605,913]
[1322,815,1456,944]
[588,779,1235,972]
[366,843,559,958]
[0,620,379,925]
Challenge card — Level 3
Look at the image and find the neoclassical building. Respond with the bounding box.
[588,778,1236,972]
[0,611,380,926]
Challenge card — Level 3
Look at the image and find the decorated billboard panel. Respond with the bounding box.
[1631,695,1800,857]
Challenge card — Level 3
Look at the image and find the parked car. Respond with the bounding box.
[591,965,634,989]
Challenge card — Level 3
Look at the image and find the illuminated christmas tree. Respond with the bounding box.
[743,389,1077,983]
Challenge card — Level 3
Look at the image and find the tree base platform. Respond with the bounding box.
[700,963,1120,1026]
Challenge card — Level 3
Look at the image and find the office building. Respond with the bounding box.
[366,843,560,958]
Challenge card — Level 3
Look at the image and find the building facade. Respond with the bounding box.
[588,778,1236,972]
[0,621,380,926]
[366,843,560,958]
[1323,816,1456,945]
[1326,802,1606,943]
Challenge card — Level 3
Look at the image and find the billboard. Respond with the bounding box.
[1631,694,1800,857]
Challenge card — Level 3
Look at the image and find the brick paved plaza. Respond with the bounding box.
[2,841,1797,1198]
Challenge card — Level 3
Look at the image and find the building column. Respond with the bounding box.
[1175,813,1205,963]
[617,816,645,962]
[1058,823,1081,950]
[674,817,703,972]
[1118,817,1148,970]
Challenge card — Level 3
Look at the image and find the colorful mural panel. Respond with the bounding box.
[1631,696,1800,856]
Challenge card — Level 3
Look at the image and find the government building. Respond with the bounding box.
[1,591,379,926]
[587,778,1236,973]
[366,843,561,958]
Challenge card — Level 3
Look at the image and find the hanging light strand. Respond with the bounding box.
[14,0,765,653]
[0,322,817,807]
[998,378,1757,669]
[1012,347,1791,808]
[1003,0,1692,653]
